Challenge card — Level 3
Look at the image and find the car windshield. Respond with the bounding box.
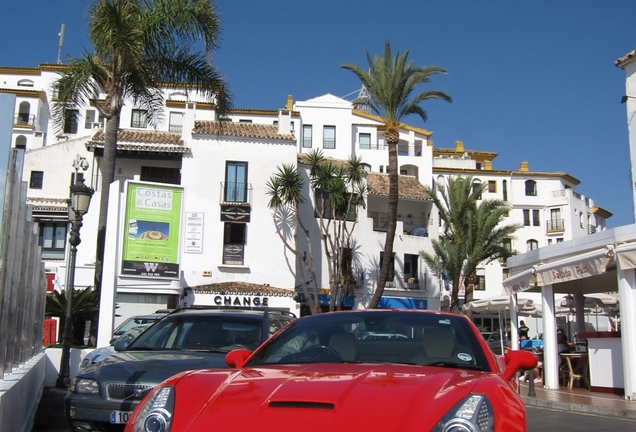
[247,311,490,371]
[113,315,164,336]
[127,315,263,352]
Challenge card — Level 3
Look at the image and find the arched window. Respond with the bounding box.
[502,180,508,201]
[15,135,27,149]
[168,92,187,101]
[526,239,538,251]
[472,179,482,199]
[525,180,537,196]
[17,79,34,87]
[360,163,372,172]
[17,101,31,124]
[436,175,445,191]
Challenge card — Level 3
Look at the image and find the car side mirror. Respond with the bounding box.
[225,349,251,368]
[113,338,131,352]
[502,350,538,381]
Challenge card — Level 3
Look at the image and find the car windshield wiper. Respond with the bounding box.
[183,347,230,353]
[427,362,484,371]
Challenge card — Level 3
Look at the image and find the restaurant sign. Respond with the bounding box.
[220,205,250,222]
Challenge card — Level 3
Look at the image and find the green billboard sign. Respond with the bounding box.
[121,182,183,279]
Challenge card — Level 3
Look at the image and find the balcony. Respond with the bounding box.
[169,124,183,133]
[358,141,424,157]
[546,219,565,232]
[14,113,36,127]
[220,182,252,205]
[371,212,429,236]
[381,272,424,290]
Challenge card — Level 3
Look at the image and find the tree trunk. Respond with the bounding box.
[369,131,399,308]
[89,113,119,345]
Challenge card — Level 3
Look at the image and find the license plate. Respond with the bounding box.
[110,410,132,424]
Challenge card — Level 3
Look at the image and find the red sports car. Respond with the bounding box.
[125,310,536,432]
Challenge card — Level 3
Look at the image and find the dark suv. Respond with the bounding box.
[65,308,295,432]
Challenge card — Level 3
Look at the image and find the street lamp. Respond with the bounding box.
[56,178,94,388]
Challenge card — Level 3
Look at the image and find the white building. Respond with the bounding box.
[1,62,613,344]
[433,140,612,334]
[0,65,444,346]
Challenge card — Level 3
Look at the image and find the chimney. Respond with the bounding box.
[455,140,464,153]
[286,95,293,110]
[519,161,529,172]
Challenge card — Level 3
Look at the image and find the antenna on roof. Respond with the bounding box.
[57,24,65,64]
[354,85,371,113]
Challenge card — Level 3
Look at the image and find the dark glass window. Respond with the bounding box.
[225,161,248,202]
[30,171,44,189]
[323,126,335,149]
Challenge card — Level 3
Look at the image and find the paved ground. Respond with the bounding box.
[32,387,69,432]
[33,382,636,431]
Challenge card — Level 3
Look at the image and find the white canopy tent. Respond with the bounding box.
[462,296,535,354]
[503,226,636,399]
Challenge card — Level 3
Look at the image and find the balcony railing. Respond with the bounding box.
[358,141,424,157]
[371,213,430,236]
[169,124,183,133]
[380,272,424,290]
[14,113,36,126]
[546,219,565,231]
[220,182,252,205]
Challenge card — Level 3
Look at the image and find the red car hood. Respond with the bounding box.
[167,363,523,431]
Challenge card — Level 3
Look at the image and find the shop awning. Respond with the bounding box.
[503,247,613,294]
[295,293,355,308]
[502,267,538,294]
[615,243,636,270]
[535,248,611,286]
[377,297,427,309]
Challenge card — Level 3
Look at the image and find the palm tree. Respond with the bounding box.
[52,0,232,341]
[341,41,451,308]
[308,151,366,311]
[266,150,367,314]
[266,163,321,315]
[46,288,99,345]
[421,176,521,312]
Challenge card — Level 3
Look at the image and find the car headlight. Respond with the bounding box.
[432,394,494,432]
[131,386,174,432]
[70,378,100,395]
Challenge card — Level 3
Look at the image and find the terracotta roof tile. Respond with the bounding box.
[367,172,432,201]
[186,281,294,297]
[88,129,189,153]
[194,121,296,141]
[297,154,431,201]
[615,49,636,67]
[27,197,69,212]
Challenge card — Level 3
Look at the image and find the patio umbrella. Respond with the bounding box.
[462,296,536,353]
[462,295,534,314]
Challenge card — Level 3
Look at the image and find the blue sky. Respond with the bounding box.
[2,1,636,227]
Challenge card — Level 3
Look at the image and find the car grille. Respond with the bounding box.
[107,384,155,401]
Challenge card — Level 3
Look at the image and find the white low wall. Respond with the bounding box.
[0,353,47,432]
[43,347,94,387]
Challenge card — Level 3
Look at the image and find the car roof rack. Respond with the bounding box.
[170,305,296,318]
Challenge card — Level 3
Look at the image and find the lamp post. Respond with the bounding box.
[56,178,94,388]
